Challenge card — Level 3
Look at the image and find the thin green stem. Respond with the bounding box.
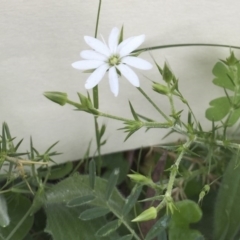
[135,43,240,53]
[107,202,141,240]
[137,87,170,121]
[93,0,102,174]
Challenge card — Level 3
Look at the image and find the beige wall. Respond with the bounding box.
[1,1,239,163]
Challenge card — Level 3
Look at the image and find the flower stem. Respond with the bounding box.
[135,43,240,53]
[93,0,102,175]
[137,87,170,122]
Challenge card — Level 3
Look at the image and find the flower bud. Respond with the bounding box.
[127,174,153,185]
[132,207,157,222]
[152,82,170,95]
[44,92,68,106]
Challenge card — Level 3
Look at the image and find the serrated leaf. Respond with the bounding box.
[95,220,121,237]
[79,207,110,220]
[106,169,119,201]
[122,185,142,216]
[67,195,95,207]
[213,156,240,240]
[0,194,9,227]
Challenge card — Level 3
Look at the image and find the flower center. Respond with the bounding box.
[108,55,120,66]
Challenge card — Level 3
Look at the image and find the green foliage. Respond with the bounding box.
[206,54,240,126]
[0,194,34,240]
[213,156,240,240]
[168,200,204,240]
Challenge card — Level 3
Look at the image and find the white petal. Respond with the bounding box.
[80,50,107,61]
[84,36,111,56]
[72,60,104,70]
[121,56,152,70]
[117,64,140,87]
[108,27,120,53]
[85,64,109,89]
[108,67,119,96]
[119,35,145,57]
[117,37,134,54]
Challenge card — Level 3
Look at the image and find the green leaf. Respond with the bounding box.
[205,97,231,122]
[122,185,142,216]
[0,194,9,227]
[168,200,203,240]
[95,220,121,237]
[212,62,235,91]
[44,174,128,240]
[47,162,73,180]
[106,169,119,201]
[128,101,139,121]
[89,159,96,190]
[206,96,240,125]
[0,194,34,240]
[45,204,118,240]
[116,234,133,240]
[67,195,95,207]
[79,207,110,220]
[213,156,240,240]
[145,215,170,240]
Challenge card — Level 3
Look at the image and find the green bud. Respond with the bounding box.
[162,62,173,82]
[127,173,153,185]
[132,207,157,222]
[44,92,68,106]
[152,82,170,95]
[221,51,239,66]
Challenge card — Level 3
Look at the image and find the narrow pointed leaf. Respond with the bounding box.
[0,194,10,227]
[129,101,139,121]
[145,215,170,240]
[122,185,142,216]
[89,159,96,189]
[79,207,110,220]
[116,235,133,240]
[95,219,121,237]
[67,195,95,207]
[106,169,119,200]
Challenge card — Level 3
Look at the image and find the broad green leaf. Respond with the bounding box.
[45,203,118,240]
[0,194,34,240]
[79,207,110,220]
[206,96,240,125]
[67,195,95,207]
[0,194,9,227]
[44,174,130,240]
[95,220,121,237]
[206,97,231,122]
[212,62,235,91]
[213,157,240,240]
[168,200,203,240]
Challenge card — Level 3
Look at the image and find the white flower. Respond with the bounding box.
[72,27,152,97]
